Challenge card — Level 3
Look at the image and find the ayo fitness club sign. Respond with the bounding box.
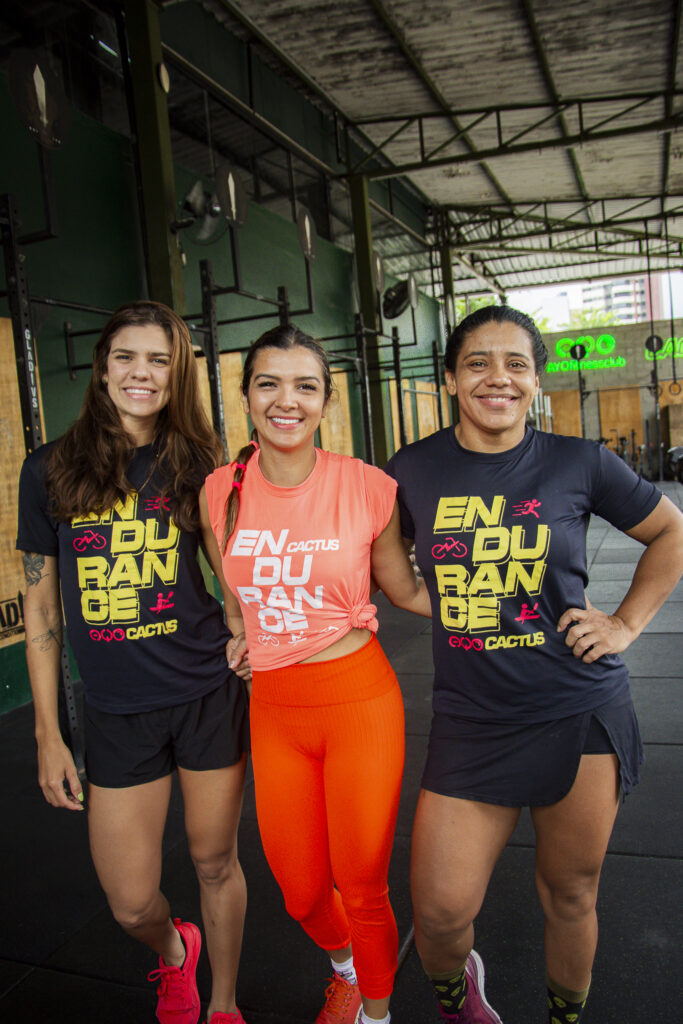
[546,333,683,374]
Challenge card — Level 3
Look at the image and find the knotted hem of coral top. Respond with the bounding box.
[349,600,379,632]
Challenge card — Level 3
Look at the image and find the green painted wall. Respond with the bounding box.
[0,16,441,712]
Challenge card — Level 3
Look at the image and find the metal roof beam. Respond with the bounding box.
[662,0,683,195]
[352,91,683,124]
[519,0,590,209]
[443,202,683,246]
[365,0,512,204]
[357,111,682,180]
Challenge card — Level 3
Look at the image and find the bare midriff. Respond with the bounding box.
[301,627,372,663]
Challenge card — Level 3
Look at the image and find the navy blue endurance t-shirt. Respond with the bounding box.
[16,442,233,714]
[385,428,660,723]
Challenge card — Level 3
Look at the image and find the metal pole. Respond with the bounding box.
[645,229,664,480]
[0,194,43,454]
[355,315,375,464]
[432,340,444,429]
[392,327,407,447]
[577,361,586,438]
[200,259,228,453]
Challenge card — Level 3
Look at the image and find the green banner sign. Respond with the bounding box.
[546,333,683,374]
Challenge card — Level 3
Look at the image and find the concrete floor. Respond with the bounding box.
[1,482,681,1023]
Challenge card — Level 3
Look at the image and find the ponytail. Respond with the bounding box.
[222,439,258,553]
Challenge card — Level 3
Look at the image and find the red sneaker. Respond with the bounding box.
[314,974,362,1024]
[148,918,201,1024]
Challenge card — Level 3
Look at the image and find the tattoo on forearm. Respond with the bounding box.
[31,628,62,652]
[22,552,47,587]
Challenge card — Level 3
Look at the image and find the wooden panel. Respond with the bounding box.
[389,378,415,448]
[660,380,683,410]
[440,385,452,427]
[195,352,250,461]
[0,319,36,649]
[598,388,643,449]
[195,355,213,424]
[402,379,415,444]
[220,351,250,460]
[662,403,683,447]
[548,390,581,437]
[389,379,400,452]
[319,370,354,456]
[415,379,439,439]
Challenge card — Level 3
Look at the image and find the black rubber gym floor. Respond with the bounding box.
[1,482,681,1023]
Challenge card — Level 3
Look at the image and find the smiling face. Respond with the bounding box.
[105,324,172,444]
[242,345,328,456]
[446,321,539,452]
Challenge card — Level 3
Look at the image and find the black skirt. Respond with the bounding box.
[421,695,643,807]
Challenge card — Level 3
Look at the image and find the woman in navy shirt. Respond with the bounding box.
[386,305,683,1024]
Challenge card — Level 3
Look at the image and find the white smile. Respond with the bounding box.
[124,387,155,397]
[270,416,301,426]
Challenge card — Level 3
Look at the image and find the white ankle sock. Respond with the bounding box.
[331,953,357,984]
[359,1011,390,1024]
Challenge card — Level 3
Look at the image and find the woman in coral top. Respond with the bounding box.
[200,325,430,1024]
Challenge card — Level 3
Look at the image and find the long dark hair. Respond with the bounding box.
[45,300,223,532]
[445,305,548,373]
[221,324,332,552]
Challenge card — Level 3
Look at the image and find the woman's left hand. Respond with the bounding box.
[226,633,252,682]
[557,598,635,662]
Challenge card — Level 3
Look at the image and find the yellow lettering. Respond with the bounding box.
[510,524,550,560]
[503,560,547,597]
[78,557,109,589]
[440,596,468,629]
[74,493,138,526]
[462,495,505,530]
[141,550,179,586]
[109,588,139,623]
[111,520,145,554]
[468,596,500,632]
[81,590,108,623]
[108,554,142,588]
[433,496,468,532]
[469,563,505,596]
[144,519,180,551]
[435,564,470,597]
[472,527,509,562]
[433,495,506,533]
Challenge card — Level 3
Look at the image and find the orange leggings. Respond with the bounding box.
[250,636,405,1000]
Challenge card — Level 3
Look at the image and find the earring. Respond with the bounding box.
[102,374,108,384]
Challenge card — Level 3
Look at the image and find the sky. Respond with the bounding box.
[508,271,683,331]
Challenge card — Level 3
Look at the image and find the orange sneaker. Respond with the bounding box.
[314,974,362,1024]
[147,918,201,1024]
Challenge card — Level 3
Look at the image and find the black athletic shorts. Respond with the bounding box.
[84,680,250,788]
[421,695,643,807]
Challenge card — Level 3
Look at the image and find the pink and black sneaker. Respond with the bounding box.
[438,950,503,1024]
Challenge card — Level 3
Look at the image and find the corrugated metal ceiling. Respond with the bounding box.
[196,0,683,295]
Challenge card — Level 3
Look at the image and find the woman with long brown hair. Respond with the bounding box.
[17,301,250,1024]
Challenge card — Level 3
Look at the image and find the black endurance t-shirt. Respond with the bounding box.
[16,442,232,713]
[385,428,661,723]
